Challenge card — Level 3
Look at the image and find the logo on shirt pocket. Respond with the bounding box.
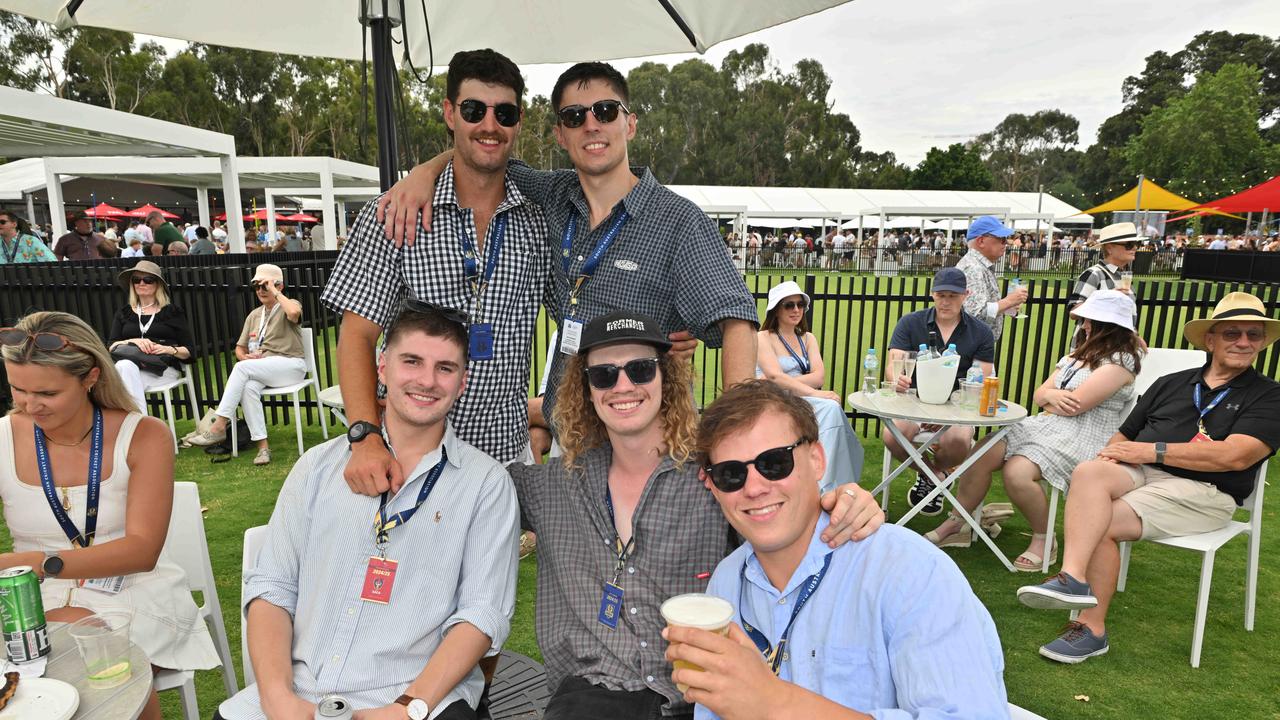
[614,259,640,272]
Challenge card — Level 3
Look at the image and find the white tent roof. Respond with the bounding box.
[667,185,1091,224]
[0,158,54,201]
[35,156,379,190]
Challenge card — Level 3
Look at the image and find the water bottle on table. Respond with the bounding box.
[862,348,878,394]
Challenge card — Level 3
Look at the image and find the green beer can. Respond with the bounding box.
[0,566,51,663]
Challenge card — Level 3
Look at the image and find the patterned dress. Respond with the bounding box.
[1003,352,1138,492]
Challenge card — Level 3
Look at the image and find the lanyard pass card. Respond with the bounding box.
[598,582,624,628]
[361,556,399,604]
[469,323,494,361]
[560,318,584,355]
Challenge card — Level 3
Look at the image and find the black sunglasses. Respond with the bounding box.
[584,357,660,390]
[779,300,807,311]
[1213,327,1266,343]
[703,440,807,493]
[132,275,158,285]
[400,298,470,327]
[1118,242,1138,250]
[557,100,630,129]
[0,328,81,354]
[458,99,520,128]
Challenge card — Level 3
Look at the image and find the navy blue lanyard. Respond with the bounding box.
[34,407,104,548]
[604,484,636,581]
[374,446,448,548]
[1057,359,1082,389]
[777,332,811,375]
[740,552,833,675]
[1193,383,1230,422]
[460,212,508,303]
[561,209,630,306]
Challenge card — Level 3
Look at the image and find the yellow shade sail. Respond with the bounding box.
[1082,179,1199,214]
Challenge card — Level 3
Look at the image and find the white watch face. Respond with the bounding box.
[407,698,429,720]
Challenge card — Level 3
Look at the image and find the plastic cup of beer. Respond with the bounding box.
[661,593,734,692]
[69,611,133,689]
[1117,271,1133,291]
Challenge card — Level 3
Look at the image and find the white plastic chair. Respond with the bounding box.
[230,327,329,457]
[144,365,199,453]
[1040,348,1206,572]
[240,525,270,687]
[1115,460,1268,667]
[318,385,348,428]
[155,482,240,719]
[1008,704,1049,720]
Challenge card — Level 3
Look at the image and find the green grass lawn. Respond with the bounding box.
[4,415,1275,719]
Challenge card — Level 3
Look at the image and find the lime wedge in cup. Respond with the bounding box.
[87,660,132,689]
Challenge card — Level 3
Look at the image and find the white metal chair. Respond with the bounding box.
[1115,460,1268,667]
[155,482,239,719]
[230,327,329,457]
[1008,703,1049,720]
[318,385,348,428]
[1039,348,1207,572]
[144,365,199,452]
[240,525,270,687]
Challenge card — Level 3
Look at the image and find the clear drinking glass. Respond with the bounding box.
[1117,271,1133,292]
[902,351,918,382]
[661,594,734,692]
[1009,278,1028,319]
[69,611,133,689]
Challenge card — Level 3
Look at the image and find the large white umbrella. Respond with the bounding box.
[4,0,855,185]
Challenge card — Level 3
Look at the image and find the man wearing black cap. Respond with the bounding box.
[507,310,883,720]
[53,212,118,260]
[884,268,995,518]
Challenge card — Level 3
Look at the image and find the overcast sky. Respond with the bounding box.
[513,0,1278,165]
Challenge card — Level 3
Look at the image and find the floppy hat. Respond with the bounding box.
[578,310,672,355]
[1183,292,1280,350]
[766,280,810,312]
[252,263,284,285]
[116,260,166,291]
[966,216,1014,241]
[1070,289,1135,332]
[1092,222,1145,247]
[931,267,967,294]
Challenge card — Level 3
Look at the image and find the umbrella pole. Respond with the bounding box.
[362,0,403,191]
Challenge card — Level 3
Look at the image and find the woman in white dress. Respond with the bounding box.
[0,312,219,720]
[756,281,865,493]
[923,290,1144,570]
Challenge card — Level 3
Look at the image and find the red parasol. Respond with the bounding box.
[280,212,319,223]
[124,203,179,219]
[85,202,127,218]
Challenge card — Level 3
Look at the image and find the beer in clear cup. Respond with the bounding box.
[661,593,734,692]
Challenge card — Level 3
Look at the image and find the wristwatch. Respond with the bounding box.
[41,552,64,580]
[394,694,429,720]
[1154,442,1167,464]
[346,421,382,446]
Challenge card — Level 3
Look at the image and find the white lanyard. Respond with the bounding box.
[135,303,158,338]
[256,303,281,345]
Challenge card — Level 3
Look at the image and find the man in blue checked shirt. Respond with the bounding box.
[216,303,519,720]
[667,380,1008,720]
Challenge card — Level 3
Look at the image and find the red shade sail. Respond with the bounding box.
[1190,175,1280,214]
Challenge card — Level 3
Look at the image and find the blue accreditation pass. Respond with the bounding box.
[598,582,624,629]
[469,322,494,360]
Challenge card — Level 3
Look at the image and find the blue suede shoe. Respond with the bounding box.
[1039,621,1109,664]
[1016,572,1098,610]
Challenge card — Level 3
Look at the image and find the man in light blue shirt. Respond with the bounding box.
[666,380,1008,720]
[217,302,520,720]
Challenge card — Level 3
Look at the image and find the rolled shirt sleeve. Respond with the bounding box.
[442,464,521,655]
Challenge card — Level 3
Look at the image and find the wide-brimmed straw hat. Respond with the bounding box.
[1183,292,1280,350]
[766,280,810,313]
[1092,222,1145,247]
[116,260,166,291]
[1070,289,1135,331]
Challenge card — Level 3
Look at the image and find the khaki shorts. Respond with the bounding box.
[1118,464,1237,540]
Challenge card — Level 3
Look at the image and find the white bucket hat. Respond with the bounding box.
[766,280,810,313]
[1070,289,1136,331]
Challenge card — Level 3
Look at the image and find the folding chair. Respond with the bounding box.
[144,364,199,452]
[155,482,239,719]
[231,327,329,457]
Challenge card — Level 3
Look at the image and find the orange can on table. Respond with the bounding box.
[979,376,1001,417]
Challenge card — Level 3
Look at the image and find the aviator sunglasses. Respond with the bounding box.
[557,99,630,129]
[1212,327,1266,343]
[703,440,808,493]
[457,99,521,127]
[0,328,82,354]
[779,300,807,311]
[584,357,660,390]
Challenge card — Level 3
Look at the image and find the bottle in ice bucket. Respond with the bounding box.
[0,566,51,663]
[979,375,1001,417]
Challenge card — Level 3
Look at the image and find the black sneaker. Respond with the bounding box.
[907,473,944,516]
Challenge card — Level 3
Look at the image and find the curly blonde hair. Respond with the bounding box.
[552,351,697,470]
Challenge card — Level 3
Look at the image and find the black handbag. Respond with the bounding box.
[110,343,171,374]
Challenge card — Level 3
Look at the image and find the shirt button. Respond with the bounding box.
[331,655,340,662]
[640,641,648,648]
[646,675,655,683]
[629,607,637,615]
[779,597,787,605]
[577,255,584,261]
[346,607,354,615]
[628,567,636,574]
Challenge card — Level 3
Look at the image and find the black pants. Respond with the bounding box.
[212,698,474,720]
[541,676,690,720]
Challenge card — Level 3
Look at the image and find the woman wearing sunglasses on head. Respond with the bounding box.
[0,312,220,720]
[107,261,196,415]
[756,281,865,493]
[1067,222,1142,330]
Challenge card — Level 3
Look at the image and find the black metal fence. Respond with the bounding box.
[739,247,1182,278]
[3,256,1278,439]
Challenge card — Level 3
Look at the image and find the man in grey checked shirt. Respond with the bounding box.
[323,50,552,496]
[379,61,759,435]
[217,304,519,720]
[956,215,1028,345]
[508,310,883,720]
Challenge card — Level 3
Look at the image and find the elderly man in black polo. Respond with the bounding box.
[1018,292,1280,664]
[884,267,996,518]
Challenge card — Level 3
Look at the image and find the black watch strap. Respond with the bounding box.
[347,420,382,445]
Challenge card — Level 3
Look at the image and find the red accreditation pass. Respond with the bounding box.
[360,556,399,604]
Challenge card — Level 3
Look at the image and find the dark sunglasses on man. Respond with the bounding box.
[1212,327,1266,343]
[584,357,660,390]
[702,439,811,493]
[457,99,520,128]
[557,99,630,129]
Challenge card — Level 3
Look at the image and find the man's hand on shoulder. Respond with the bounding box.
[667,330,700,363]
[820,483,884,546]
[345,439,405,496]
[376,151,453,248]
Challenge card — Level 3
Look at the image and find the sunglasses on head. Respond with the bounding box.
[584,357,660,390]
[1213,327,1266,343]
[779,300,807,311]
[457,99,520,127]
[557,99,629,129]
[0,328,81,354]
[132,275,158,285]
[400,298,471,327]
[703,440,808,493]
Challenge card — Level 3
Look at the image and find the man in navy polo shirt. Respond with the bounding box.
[884,268,996,517]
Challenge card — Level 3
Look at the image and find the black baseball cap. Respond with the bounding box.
[578,311,672,355]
